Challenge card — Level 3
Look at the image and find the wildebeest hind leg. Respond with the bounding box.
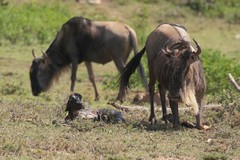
[85,62,99,101]
[149,78,156,124]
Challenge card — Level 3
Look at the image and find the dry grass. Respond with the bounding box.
[0,45,240,160]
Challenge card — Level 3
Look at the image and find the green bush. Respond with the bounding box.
[201,49,240,96]
[0,3,71,45]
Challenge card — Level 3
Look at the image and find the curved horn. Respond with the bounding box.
[172,40,189,51]
[164,44,173,54]
[163,40,186,55]
[32,49,36,59]
[193,39,201,55]
[41,49,48,58]
[162,39,173,55]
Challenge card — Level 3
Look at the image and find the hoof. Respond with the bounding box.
[197,124,211,130]
[115,98,123,104]
[182,122,211,130]
[162,114,173,124]
[149,118,157,124]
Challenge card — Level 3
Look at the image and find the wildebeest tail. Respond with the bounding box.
[127,26,148,91]
[126,26,138,55]
[117,47,146,100]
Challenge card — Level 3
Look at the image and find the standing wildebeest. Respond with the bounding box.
[117,23,206,129]
[30,16,147,100]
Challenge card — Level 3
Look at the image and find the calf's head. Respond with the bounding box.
[65,93,84,121]
[164,39,201,102]
[30,50,54,96]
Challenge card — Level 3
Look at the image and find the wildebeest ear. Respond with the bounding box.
[82,17,91,25]
[80,18,91,29]
[82,19,88,25]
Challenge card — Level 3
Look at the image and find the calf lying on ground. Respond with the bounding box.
[65,93,125,123]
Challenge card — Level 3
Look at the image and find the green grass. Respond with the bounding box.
[0,0,240,159]
[0,2,71,45]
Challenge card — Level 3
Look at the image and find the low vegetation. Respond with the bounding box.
[0,0,239,159]
[178,0,240,24]
[0,2,71,45]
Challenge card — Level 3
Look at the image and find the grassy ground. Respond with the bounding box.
[0,1,240,159]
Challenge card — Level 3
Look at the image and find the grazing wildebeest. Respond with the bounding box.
[30,16,147,100]
[117,23,206,129]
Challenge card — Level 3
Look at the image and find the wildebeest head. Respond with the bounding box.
[163,39,201,102]
[30,50,55,96]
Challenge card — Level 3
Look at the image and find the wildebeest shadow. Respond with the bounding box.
[130,117,196,132]
[131,120,175,132]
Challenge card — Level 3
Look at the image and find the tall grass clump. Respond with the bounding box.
[0,2,71,45]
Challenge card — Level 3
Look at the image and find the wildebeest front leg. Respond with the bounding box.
[85,62,99,101]
[169,99,180,128]
[196,99,203,129]
[158,84,167,123]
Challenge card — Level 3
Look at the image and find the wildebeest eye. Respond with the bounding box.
[182,51,190,59]
[191,55,195,60]
[190,54,197,61]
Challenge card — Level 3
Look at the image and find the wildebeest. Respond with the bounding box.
[117,23,206,129]
[30,16,147,100]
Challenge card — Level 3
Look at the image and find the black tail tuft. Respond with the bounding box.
[117,47,146,100]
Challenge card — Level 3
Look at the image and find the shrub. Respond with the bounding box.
[201,49,240,96]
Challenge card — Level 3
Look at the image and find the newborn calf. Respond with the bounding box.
[65,93,125,123]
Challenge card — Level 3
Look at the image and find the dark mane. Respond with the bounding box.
[45,16,93,70]
[46,39,71,69]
